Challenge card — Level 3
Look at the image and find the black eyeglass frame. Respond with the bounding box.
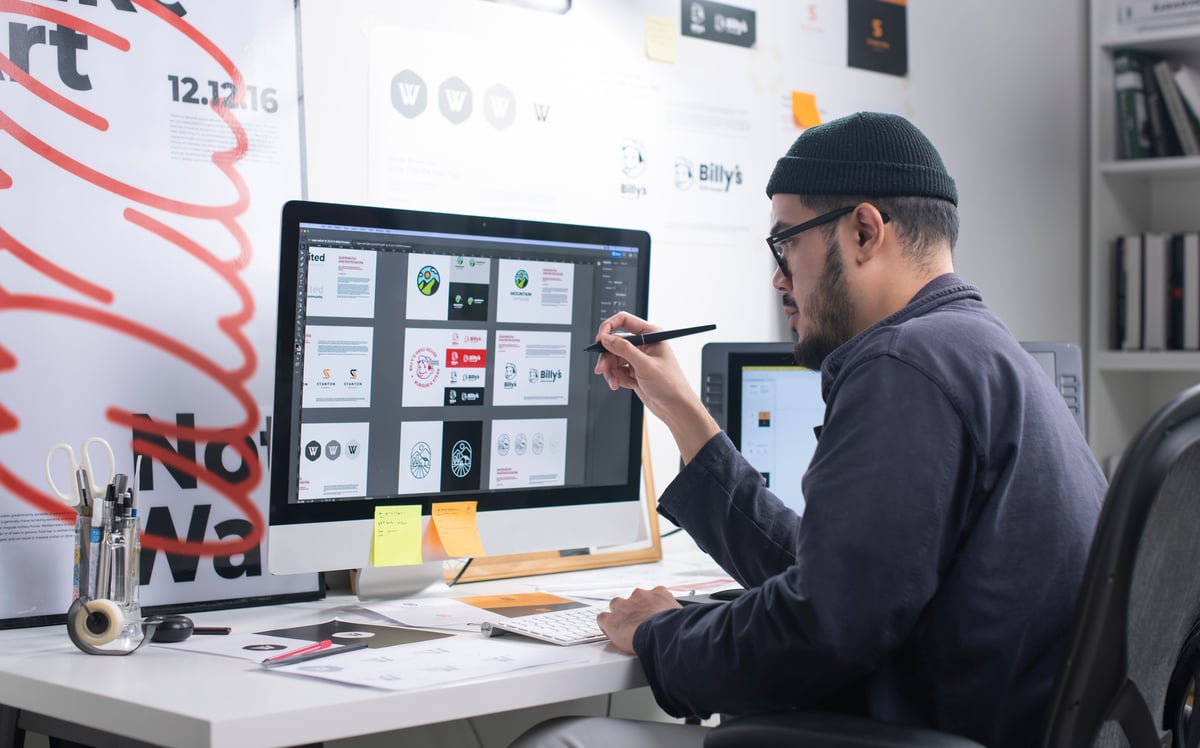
[766,206,891,278]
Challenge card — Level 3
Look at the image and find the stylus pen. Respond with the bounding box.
[584,323,717,353]
[260,641,369,668]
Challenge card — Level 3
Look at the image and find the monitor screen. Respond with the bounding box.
[699,340,1085,520]
[700,342,822,516]
[268,200,652,578]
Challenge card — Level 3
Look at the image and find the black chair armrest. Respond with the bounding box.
[704,711,987,748]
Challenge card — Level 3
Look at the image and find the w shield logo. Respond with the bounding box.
[439,76,473,124]
[304,440,321,461]
[390,69,427,118]
[484,83,516,130]
[514,269,529,289]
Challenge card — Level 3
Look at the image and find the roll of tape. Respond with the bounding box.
[72,598,123,647]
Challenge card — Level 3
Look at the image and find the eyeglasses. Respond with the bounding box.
[766,206,890,278]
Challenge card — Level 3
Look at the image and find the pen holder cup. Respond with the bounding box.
[66,596,156,655]
[67,508,150,655]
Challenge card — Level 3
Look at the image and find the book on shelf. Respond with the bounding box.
[1142,53,1184,156]
[1184,232,1200,350]
[1114,49,1153,159]
[1113,232,1200,352]
[1118,0,1200,30]
[1143,232,1170,350]
[1114,233,1143,351]
[1168,233,1186,349]
[1153,59,1200,156]
[1173,61,1200,124]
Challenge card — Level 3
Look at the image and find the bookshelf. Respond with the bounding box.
[1090,2,1200,467]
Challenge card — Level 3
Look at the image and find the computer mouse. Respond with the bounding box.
[147,614,194,643]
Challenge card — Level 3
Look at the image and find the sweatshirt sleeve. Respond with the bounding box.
[634,356,974,719]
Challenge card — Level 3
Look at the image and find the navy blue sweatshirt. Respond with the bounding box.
[633,275,1106,748]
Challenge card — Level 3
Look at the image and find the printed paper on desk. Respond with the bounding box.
[457,592,589,618]
[266,636,589,691]
[152,632,327,662]
[373,505,422,566]
[256,618,454,648]
[362,597,495,633]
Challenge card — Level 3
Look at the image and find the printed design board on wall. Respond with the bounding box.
[0,0,320,627]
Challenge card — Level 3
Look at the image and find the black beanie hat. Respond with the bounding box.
[765,111,958,206]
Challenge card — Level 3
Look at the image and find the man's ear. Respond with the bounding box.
[850,203,888,262]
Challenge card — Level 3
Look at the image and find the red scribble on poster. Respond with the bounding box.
[0,0,271,557]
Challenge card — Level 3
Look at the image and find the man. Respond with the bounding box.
[511,112,1106,748]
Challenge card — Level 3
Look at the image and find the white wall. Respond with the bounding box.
[299,0,1088,497]
[908,1,1088,345]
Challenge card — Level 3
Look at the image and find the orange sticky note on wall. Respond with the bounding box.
[372,505,422,567]
[430,501,486,557]
[791,92,821,128]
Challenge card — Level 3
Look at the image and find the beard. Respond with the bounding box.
[792,238,856,370]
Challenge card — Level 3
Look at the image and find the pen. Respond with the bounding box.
[260,641,368,668]
[193,626,232,635]
[584,323,717,353]
[261,638,333,664]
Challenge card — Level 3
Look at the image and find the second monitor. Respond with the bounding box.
[700,342,822,517]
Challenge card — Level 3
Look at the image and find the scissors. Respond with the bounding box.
[44,437,117,508]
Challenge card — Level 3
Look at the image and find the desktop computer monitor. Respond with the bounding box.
[267,200,652,581]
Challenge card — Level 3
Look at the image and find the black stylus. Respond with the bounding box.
[584,323,717,353]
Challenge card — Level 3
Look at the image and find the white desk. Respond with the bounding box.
[0,534,726,748]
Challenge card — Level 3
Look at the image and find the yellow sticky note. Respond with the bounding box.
[792,92,822,128]
[646,16,677,63]
[431,501,486,557]
[372,505,422,567]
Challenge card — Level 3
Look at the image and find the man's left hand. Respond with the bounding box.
[597,586,681,654]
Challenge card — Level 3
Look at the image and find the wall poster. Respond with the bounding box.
[0,0,320,627]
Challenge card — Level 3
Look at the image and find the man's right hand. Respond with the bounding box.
[592,312,719,463]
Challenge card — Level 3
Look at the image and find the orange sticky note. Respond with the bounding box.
[791,92,821,128]
[372,505,422,566]
[431,501,486,557]
[646,16,677,63]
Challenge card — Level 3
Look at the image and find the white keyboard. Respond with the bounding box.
[480,606,607,645]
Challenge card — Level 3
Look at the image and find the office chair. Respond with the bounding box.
[706,382,1200,748]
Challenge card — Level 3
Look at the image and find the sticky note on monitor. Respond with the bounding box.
[372,505,422,566]
[428,501,486,558]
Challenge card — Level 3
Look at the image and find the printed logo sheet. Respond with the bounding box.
[298,422,370,500]
[405,253,492,322]
[302,326,373,408]
[490,418,567,489]
[496,259,574,325]
[402,328,488,407]
[306,247,378,319]
[492,330,570,406]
